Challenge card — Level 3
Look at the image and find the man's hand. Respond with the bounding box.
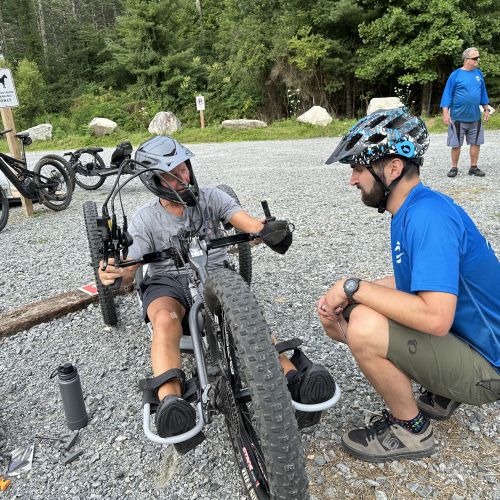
[98,258,124,287]
[260,219,292,254]
[317,280,349,318]
[442,112,451,126]
[483,109,490,122]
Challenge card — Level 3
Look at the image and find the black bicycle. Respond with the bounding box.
[0,129,73,233]
[64,141,137,190]
[82,164,339,499]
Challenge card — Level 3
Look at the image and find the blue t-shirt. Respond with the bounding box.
[440,68,489,122]
[391,183,500,369]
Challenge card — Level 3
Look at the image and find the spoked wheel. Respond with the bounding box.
[83,201,118,325]
[0,187,9,233]
[204,269,308,500]
[33,157,73,211]
[72,152,106,190]
[216,184,253,285]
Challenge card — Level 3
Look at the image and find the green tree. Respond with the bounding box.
[14,59,47,128]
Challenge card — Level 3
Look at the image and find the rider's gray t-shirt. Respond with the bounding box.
[128,187,241,278]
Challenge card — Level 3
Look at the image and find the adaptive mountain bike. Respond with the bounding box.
[0,129,73,233]
[82,165,340,499]
[64,141,137,190]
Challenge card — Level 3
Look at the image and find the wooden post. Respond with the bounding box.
[200,110,205,129]
[1,107,33,216]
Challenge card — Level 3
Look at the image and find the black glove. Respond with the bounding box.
[260,219,293,255]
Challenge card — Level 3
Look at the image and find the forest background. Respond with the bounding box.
[1,0,500,146]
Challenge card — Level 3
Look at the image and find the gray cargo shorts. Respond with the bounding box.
[447,120,484,147]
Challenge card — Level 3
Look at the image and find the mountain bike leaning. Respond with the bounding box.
[0,128,73,233]
[64,141,140,190]
[82,145,340,499]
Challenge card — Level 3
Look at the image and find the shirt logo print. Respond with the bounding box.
[394,241,404,264]
[476,75,481,82]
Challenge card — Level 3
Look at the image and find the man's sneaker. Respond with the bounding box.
[447,167,458,177]
[417,390,461,420]
[341,410,435,462]
[468,167,485,177]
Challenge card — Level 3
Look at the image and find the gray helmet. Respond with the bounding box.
[135,136,199,205]
[325,107,429,166]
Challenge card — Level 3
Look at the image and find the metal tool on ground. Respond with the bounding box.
[61,449,83,466]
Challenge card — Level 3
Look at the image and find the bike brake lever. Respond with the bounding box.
[261,200,276,222]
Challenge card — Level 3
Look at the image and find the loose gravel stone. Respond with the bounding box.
[1,134,499,499]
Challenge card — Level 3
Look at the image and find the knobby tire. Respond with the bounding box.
[216,184,253,285]
[83,201,118,325]
[204,268,309,500]
[73,152,106,190]
[33,157,73,211]
[0,187,9,233]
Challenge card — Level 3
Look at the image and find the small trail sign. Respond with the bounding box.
[0,69,19,108]
[196,95,205,111]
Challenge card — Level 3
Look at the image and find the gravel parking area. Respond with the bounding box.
[0,133,499,499]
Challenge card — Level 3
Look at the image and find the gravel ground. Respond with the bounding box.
[0,133,499,499]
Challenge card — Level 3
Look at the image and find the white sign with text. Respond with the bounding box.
[196,95,205,111]
[0,69,19,108]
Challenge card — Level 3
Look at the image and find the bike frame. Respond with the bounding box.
[0,151,39,199]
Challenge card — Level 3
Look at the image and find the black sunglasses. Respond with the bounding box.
[468,56,480,61]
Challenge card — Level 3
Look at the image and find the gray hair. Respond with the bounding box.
[462,47,479,60]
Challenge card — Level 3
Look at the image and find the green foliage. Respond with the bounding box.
[13,59,47,128]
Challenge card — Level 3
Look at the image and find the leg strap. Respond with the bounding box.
[274,338,303,354]
[139,368,186,410]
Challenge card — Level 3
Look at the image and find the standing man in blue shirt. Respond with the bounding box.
[440,47,490,177]
[319,108,500,462]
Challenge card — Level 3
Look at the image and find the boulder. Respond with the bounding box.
[20,123,52,141]
[148,112,182,135]
[366,97,404,115]
[296,106,332,126]
[89,117,118,136]
[221,119,267,130]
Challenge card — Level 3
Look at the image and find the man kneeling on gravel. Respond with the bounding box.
[317,108,500,462]
[98,136,336,453]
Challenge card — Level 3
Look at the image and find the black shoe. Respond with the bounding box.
[156,395,205,454]
[468,167,485,177]
[417,390,461,420]
[287,357,336,429]
[447,167,458,177]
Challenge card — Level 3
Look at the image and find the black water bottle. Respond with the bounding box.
[51,363,89,430]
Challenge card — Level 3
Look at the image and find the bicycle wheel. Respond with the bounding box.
[33,157,73,211]
[41,154,76,192]
[83,201,118,326]
[216,184,253,285]
[73,152,106,190]
[204,268,308,500]
[0,187,9,233]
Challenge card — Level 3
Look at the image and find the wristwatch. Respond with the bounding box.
[343,278,361,303]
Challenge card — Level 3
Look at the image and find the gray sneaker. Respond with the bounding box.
[417,391,461,420]
[341,410,435,462]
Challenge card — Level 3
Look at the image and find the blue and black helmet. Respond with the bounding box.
[325,107,429,166]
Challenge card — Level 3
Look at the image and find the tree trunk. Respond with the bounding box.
[0,7,7,59]
[34,0,48,59]
[421,81,432,116]
[195,0,203,19]
[70,0,77,19]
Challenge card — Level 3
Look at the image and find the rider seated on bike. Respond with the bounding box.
[98,136,336,454]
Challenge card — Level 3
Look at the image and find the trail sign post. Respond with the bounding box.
[0,68,33,215]
[196,95,205,129]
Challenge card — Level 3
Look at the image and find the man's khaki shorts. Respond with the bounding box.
[387,320,499,406]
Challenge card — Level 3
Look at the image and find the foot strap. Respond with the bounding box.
[140,368,187,409]
[274,338,303,354]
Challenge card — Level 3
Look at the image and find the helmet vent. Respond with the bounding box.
[369,115,387,128]
[385,115,407,129]
[345,133,362,151]
[367,133,386,144]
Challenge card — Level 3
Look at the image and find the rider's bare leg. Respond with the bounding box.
[147,296,186,401]
[325,304,419,420]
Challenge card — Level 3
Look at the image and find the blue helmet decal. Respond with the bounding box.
[395,140,415,157]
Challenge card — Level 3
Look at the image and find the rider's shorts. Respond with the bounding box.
[387,320,499,405]
[141,274,191,322]
[447,120,484,147]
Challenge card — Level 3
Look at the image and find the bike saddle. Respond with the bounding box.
[77,147,104,154]
[15,132,29,138]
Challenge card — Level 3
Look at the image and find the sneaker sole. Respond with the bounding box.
[297,367,336,429]
[341,440,435,463]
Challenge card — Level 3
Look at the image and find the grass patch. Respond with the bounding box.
[1,114,499,152]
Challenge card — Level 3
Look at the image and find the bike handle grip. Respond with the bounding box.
[107,277,122,290]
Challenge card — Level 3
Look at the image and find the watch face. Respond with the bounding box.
[345,280,357,293]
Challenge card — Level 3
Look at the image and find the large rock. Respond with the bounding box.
[221,119,267,130]
[148,112,182,135]
[89,117,118,136]
[366,97,404,115]
[297,106,332,126]
[20,123,52,141]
